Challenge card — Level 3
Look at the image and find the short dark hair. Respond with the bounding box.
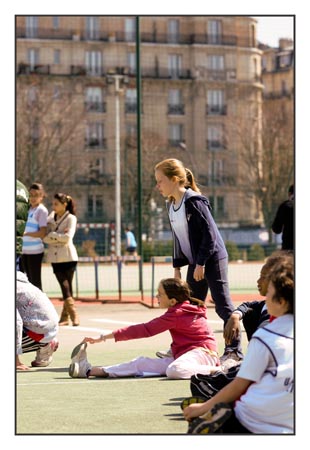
[288,184,294,195]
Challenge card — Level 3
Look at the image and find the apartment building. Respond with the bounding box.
[16,15,264,232]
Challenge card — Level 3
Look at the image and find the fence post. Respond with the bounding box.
[94,260,99,300]
[151,257,155,307]
[117,257,122,301]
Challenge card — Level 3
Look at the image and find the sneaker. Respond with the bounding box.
[220,350,242,372]
[187,402,232,434]
[31,338,59,367]
[181,396,206,411]
[69,342,92,378]
[156,348,172,358]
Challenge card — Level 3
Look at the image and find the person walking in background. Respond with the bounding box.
[183,254,294,434]
[125,227,137,256]
[68,278,220,379]
[21,182,48,290]
[272,184,294,250]
[154,158,243,369]
[16,271,59,370]
[43,193,79,326]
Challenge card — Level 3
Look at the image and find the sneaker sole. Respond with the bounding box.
[68,362,79,378]
[181,396,206,410]
[188,403,232,434]
[71,342,87,359]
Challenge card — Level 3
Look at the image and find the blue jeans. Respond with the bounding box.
[186,257,243,357]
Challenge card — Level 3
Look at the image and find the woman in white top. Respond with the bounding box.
[21,182,48,290]
[43,193,79,326]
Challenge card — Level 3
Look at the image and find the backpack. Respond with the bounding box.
[190,364,241,399]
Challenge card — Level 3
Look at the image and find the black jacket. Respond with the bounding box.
[167,188,228,268]
[272,198,294,250]
[235,300,269,341]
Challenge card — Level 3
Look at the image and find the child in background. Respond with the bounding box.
[69,278,220,380]
[183,253,294,434]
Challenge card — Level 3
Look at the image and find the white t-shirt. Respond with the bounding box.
[169,201,193,264]
[234,314,294,433]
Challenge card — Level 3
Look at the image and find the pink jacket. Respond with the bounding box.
[113,301,218,359]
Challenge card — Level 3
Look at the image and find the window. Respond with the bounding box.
[169,123,183,146]
[168,19,179,43]
[54,49,61,64]
[85,16,99,40]
[86,122,105,148]
[89,158,105,177]
[125,89,137,113]
[207,20,222,44]
[53,86,61,99]
[168,89,184,114]
[126,123,137,147]
[27,48,39,69]
[26,16,38,38]
[168,54,182,78]
[207,55,224,71]
[209,196,225,217]
[125,18,136,41]
[207,89,226,115]
[207,124,225,150]
[27,86,38,105]
[85,51,102,76]
[88,194,103,218]
[85,87,105,112]
[53,17,60,29]
[208,158,224,185]
[127,52,136,75]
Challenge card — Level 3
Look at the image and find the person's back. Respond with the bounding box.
[272,185,294,250]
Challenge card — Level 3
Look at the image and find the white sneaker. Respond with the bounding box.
[219,351,242,372]
[31,338,59,367]
[69,342,92,378]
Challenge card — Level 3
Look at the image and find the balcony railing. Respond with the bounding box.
[206,139,226,150]
[206,105,227,115]
[17,27,257,47]
[85,101,107,113]
[85,138,107,149]
[17,63,50,75]
[167,104,185,115]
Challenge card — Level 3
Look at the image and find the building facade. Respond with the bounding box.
[16,15,266,234]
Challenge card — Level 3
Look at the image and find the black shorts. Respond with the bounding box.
[126,247,136,253]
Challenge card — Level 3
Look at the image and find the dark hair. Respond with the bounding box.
[288,184,294,195]
[263,250,294,274]
[160,278,204,306]
[268,258,294,314]
[29,182,46,197]
[54,193,76,215]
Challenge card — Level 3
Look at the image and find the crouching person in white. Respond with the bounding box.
[16,271,59,370]
[68,278,220,379]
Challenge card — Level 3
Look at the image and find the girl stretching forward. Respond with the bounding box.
[69,278,220,379]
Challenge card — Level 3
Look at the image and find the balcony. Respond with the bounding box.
[206,139,226,151]
[206,105,227,115]
[85,101,107,113]
[85,138,107,150]
[167,104,185,115]
[17,63,50,75]
[16,27,256,48]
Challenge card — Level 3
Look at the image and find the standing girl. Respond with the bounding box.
[154,158,242,366]
[43,193,79,326]
[21,182,48,290]
[68,278,220,379]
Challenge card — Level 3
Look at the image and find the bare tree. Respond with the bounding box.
[236,98,294,241]
[16,76,87,192]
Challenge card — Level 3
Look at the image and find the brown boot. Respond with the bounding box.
[65,297,80,326]
[58,301,69,326]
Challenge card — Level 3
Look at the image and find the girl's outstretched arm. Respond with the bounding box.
[83,332,115,344]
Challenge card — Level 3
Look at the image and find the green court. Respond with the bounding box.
[16,301,235,435]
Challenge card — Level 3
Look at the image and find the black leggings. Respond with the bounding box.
[21,253,44,290]
[52,262,77,299]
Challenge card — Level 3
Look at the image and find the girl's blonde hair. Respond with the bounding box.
[155,158,200,201]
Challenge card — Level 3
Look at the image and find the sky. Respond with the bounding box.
[252,15,294,47]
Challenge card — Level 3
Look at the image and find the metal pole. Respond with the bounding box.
[115,76,121,257]
[136,16,143,291]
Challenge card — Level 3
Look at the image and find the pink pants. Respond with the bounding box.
[102,347,219,379]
